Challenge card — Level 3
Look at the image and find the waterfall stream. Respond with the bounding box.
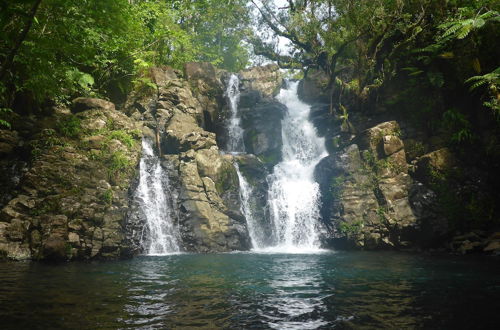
[265,81,327,252]
[224,74,263,248]
[224,76,327,252]
[135,138,180,255]
[225,74,245,153]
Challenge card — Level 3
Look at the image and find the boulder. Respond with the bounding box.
[414,148,457,183]
[240,64,283,98]
[184,62,217,83]
[0,130,19,155]
[239,99,286,167]
[484,240,500,254]
[297,69,330,103]
[149,66,177,87]
[163,109,217,153]
[176,152,249,252]
[71,98,115,113]
[356,121,401,156]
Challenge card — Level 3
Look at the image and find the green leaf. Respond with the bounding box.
[456,26,472,39]
[472,18,485,28]
[78,73,94,88]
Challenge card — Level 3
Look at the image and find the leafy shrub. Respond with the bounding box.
[107,130,135,148]
[57,116,81,137]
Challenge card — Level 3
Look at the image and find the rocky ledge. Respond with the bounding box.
[0,100,142,260]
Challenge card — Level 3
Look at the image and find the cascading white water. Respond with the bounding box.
[234,162,266,249]
[264,81,328,252]
[136,138,180,255]
[224,76,327,252]
[223,74,264,249]
[225,74,245,152]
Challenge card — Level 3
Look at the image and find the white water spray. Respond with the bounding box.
[234,162,266,249]
[136,138,180,255]
[224,74,264,249]
[225,74,245,152]
[263,81,328,253]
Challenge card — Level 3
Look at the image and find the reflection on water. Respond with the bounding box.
[0,252,499,329]
[261,256,328,329]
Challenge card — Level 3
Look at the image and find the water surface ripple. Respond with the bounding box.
[0,252,499,329]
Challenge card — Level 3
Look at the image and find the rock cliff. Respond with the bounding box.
[0,101,142,260]
[0,62,285,260]
[304,73,500,255]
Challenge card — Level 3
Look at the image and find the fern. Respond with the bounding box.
[438,10,499,41]
[465,67,500,91]
[440,21,467,39]
[0,107,12,129]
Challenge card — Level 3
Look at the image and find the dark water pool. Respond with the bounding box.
[0,251,499,329]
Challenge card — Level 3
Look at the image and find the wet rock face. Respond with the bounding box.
[126,65,251,253]
[183,61,224,131]
[235,154,271,242]
[238,91,286,168]
[316,121,446,250]
[0,129,27,209]
[0,101,142,261]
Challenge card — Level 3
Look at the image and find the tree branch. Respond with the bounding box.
[0,0,43,82]
[250,0,312,52]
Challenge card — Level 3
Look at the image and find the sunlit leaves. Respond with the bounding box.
[0,0,252,108]
[438,10,499,41]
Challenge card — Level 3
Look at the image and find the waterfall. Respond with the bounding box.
[224,76,327,253]
[265,81,328,252]
[225,74,245,152]
[234,162,266,249]
[135,138,180,255]
[223,74,264,249]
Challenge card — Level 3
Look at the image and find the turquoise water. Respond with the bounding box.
[0,251,499,329]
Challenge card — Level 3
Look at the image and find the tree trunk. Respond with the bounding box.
[0,0,43,82]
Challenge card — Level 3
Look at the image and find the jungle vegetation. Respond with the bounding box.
[1,0,499,131]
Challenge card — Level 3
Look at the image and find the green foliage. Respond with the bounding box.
[330,175,346,199]
[0,107,12,128]
[30,128,67,159]
[108,151,131,173]
[376,206,390,225]
[0,0,251,110]
[107,130,136,148]
[466,67,500,91]
[438,9,499,42]
[100,189,114,205]
[57,116,81,138]
[442,109,473,143]
[339,221,363,235]
[65,69,95,95]
[465,67,500,117]
[405,140,426,160]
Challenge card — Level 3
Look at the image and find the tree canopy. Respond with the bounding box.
[0,0,251,116]
[1,0,499,123]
